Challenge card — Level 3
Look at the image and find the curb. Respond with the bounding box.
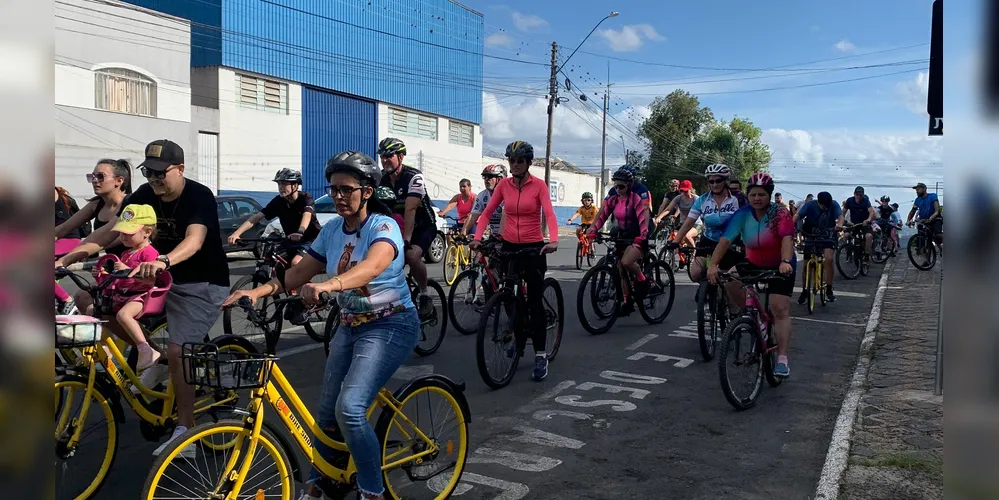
[813,259,894,500]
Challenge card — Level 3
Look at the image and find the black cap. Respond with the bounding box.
[854,186,865,194]
[139,139,184,171]
[912,182,927,190]
[817,191,832,205]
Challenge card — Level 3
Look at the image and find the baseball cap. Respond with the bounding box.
[912,182,927,190]
[139,139,184,171]
[817,191,833,205]
[113,204,158,234]
[854,186,865,194]
[679,180,693,191]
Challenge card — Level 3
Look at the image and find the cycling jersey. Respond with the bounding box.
[591,191,649,242]
[606,182,652,209]
[379,165,437,230]
[470,188,502,236]
[721,204,796,268]
[473,175,558,244]
[575,205,598,225]
[687,192,739,242]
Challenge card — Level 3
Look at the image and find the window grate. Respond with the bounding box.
[388,107,437,140]
[448,120,474,147]
[94,68,157,117]
[236,73,288,114]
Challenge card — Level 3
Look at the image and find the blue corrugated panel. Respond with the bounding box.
[220,0,483,124]
[120,0,222,67]
[301,87,378,197]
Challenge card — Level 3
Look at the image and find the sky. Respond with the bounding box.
[461,0,958,206]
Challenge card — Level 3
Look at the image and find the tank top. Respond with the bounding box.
[94,198,126,256]
[456,193,475,223]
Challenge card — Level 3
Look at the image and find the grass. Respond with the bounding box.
[850,453,943,476]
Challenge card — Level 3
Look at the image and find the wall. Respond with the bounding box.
[301,87,378,197]
[191,105,221,191]
[119,0,222,67]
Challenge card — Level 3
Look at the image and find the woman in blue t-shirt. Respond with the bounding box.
[222,151,418,500]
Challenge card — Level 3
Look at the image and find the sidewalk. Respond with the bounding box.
[840,257,943,499]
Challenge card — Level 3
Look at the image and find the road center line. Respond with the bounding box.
[791,317,866,327]
[624,334,658,351]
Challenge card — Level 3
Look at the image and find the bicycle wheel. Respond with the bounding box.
[576,263,620,334]
[223,275,283,353]
[413,279,448,356]
[764,324,785,388]
[542,277,564,361]
[871,234,889,264]
[835,244,862,280]
[443,245,460,286]
[322,302,340,358]
[575,241,583,270]
[696,282,714,361]
[375,376,471,500]
[54,376,119,500]
[907,233,937,270]
[717,316,764,411]
[638,260,676,325]
[141,420,295,500]
[805,260,815,314]
[476,289,519,389]
[448,268,488,335]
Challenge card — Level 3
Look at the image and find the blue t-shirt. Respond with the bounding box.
[688,192,740,242]
[913,193,939,219]
[889,211,901,226]
[796,200,841,234]
[843,196,872,223]
[307,213,414,326]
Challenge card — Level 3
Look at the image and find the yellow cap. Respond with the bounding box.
[113,204,157,234]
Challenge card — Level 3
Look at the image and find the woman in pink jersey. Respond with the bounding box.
[587,167,652,315]
[470,141,558,382]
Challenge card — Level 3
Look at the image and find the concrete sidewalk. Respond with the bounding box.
[840,257,943,499]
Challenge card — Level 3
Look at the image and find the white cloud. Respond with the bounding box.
[511,12,549,32]
[834,39,856,52]
[485,32,515,48]
[597,24,665,52]
[895,71,929,114]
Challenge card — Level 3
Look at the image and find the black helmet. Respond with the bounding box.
[611,166,634,183]
[325,151,381,186]
[377,137,407,157]
[880,195,890,203]
[374,186,397,204]
[505,140,534,160]
[273,168,302,184]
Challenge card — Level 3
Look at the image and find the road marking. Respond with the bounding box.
[672,281,870,298]
[509,425,586,449]
[274,342,322,358]
[467,447,562,472]
[624,334,658,351]
[439,472,529,499]
[515,380,575,413]
[669,330,699,339]
[814,260,893,500]
[791,317,865,327]
[554,395,637,412]
[626,352,695,368]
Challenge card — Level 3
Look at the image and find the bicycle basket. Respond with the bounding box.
[56,315,103,347]
[182,343,276,389]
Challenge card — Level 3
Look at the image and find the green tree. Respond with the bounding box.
[637,90,714,196]
[681,117,772,189]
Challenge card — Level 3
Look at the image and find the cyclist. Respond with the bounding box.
[55,158,132,251]
[889,202,902,251]
[566,191,598,239]
[654,178,681,219]
[462,164,506,237]
[377,137,438,315]
[728,178,749,207]
[793,191,844,303]
[843,186,877,260]
[469,140,558,382]
[587,166,652,315]
[227,168,322,265]
[666,164,742,309]
[906,182,943,247]
[655,179,697,248]
[437,178,476,225]
[707,172,796,377]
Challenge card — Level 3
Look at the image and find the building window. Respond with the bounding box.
[448,120,474,147]
[388,107,437,140]
[236,73,288,114]
[94,68,157,117]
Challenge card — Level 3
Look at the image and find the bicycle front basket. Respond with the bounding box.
[55,315,103,347]
[182,342,277,389]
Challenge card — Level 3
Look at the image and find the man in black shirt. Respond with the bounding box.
[55,139,229,458]
[843,186,877,259]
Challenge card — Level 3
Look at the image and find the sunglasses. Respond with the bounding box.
[380,154,395,160]
[707,178,726,185]
[86,172,107,183]
[326,184,364,198]
[508,158,529,165]
[614,184,629,190]
[140,166,175,179]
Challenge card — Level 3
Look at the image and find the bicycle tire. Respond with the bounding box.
[476,288,519,389]
[54,375,120,500]
[575,241,583,270]
[414,279,449,356]
[907,233,937,270]
[717,316,764,411]
[321,302,339,358]
[447,268,488,335]
[871,234,889,264]
[374,376,471,500]
[542,277,564,361]
[835,244,861,280]
[696,282,713,361]
[223,275,283,354]
[576,263,620,335]
[764,324,785,388]
[637,259,675,325]
[443,245,460,286]
[806,260,815,314]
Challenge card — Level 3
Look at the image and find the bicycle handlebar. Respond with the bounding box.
[230,292,332,324]
[55,266,136,292]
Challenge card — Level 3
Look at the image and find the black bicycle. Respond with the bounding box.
[906,219,940,270]
[576,232,675,334]
[475,247,563,389]
[836,222,872,280]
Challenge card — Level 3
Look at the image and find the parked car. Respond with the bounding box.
[216,195,265,253]
[262,194,451,263]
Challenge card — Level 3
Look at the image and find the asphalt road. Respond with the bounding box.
[68,236,890,499]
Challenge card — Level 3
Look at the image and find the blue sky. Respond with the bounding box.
[463,0,956,204]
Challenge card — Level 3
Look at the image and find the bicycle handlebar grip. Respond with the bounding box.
[319,292,332,302]
[237,296,253,309]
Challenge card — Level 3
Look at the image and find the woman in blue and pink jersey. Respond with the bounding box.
[470,140,558,382]
[707,172,796,377]
[587,166,651,315]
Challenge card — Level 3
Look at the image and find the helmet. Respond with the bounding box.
[505,140,534,160]
[582,191,594,200]
[880,195,890,203]
[891,203,899,209]
[273,168,302,184]
[620,164,639,175]
[704,163,731,178]
[746,172,775,194]
[481,164,507,178]
[377,137,407,157]
[374,186,397,204]
[611,167,634,183]
[325,151,381,186]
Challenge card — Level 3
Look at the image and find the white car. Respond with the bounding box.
[262,194,452,263]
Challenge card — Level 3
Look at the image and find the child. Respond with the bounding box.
[566,192,598,239]
[106,204,162,371]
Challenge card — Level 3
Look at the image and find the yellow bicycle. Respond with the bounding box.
[142,297,472,500]
[801,233,837,314]
[442,218,473,286]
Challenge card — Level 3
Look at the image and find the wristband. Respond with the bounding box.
[297,227,307,234]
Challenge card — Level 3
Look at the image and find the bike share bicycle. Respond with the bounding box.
[442,215,473,286]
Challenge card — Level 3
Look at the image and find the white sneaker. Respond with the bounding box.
[152,426,196,459]
[132,363,170,395]
[297,491,325,500]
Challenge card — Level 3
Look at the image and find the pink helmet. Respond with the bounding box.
[746,172,775,194]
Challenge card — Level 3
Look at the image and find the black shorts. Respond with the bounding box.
[928,218,943,235]
[737,261,796,297]
[694,238,742,270]
[409,224,437,255]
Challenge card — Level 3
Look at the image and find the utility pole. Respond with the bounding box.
[544,41,558,187]
[599,64,609,196]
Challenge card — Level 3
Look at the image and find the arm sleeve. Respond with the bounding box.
[302,194,316,214]
[540,185,559,242]
[260,197,279,219]
[721,208,744,241]
[687,195,704,220]
[776,207,796,238]
[186,188,215,227]
[139,245,161,262]
[407,173,427,198]
[591,198,611,232]
[636,196,650,241]
[306,221,333,264]
[473,184,504,241]
[471,192,487,214]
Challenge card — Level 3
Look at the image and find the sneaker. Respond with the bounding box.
[135,347,161,372]
[132,362,169,395]
[532,356,548,381]
[58,298,78,315]
[152,426,196,459]
[418,293,434,316]
[797,293,808,305]
[826,287,836,302]
[617,302,635,317]
[773,361,790,377]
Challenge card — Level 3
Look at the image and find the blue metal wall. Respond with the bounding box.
[120,0,222,67]
[301,87,378,197]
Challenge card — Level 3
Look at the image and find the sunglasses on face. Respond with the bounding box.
[140,166,174,179]
[326,184,363,198]
[707,178,726,185]
[509,158,529,165]
[614,184,629,190]
[86,173,107,183]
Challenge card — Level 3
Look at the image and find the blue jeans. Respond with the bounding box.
[307,308,419,496]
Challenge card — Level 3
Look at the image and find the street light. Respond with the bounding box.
[545,11,620,186]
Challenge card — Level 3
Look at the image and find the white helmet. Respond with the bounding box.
[704,163,731,178]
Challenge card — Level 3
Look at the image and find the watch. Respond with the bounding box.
[782,258,792,265]
[157,255,171,270]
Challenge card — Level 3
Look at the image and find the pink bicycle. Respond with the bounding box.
[715,268,786,411]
